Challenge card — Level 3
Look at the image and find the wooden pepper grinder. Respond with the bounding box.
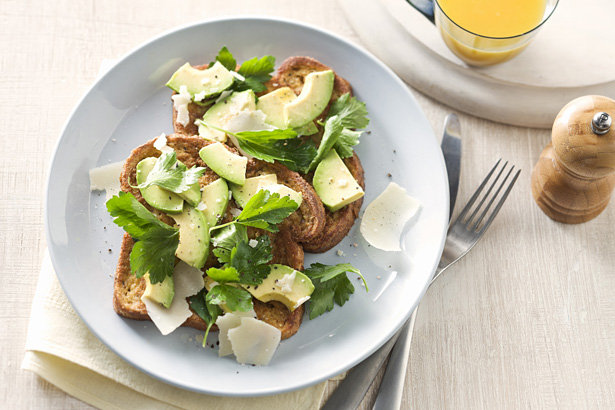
[531,95,615,223]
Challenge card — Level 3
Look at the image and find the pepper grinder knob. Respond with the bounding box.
[531,95,615,223]
[592,112,611,135]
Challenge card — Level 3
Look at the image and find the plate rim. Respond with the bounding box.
[44,15,448,397]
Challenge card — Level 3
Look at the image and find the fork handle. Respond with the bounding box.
[371,308,418,410]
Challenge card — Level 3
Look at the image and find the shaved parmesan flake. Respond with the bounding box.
[193,90,206,102]
[276,271,296,294]
[153,133,173,154]
[215,310,257,357]
[142,261,205,335]
[360,182,421,251]
[225,109,276,158]
[230,71,246,81]
[215,90,233,105]
[227,317,281,365]
[89,161,124,201]
[294,295,311,310]
[225,109,276,134]
[171,85,192,127]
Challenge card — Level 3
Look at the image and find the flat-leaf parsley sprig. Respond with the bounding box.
[210,46,276,94]
[106,192,179,284]
[132,151,206,194]
[304,263,368,320]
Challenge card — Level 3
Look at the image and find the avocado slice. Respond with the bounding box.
[293,121,319,136]
[283,70,334,128]
[136,157,184,214]
[142,272,174,309]
[171,205,210,269]
[229,174,277,208]
[242,264,314,312]
[199,142,247,186]
[198,90,256,142]
[256,87,319,135]
[177,182,202,208]
[199,178,230,227]
[313,149,364,212]
[256,87,297,128]
[166,61,234,100]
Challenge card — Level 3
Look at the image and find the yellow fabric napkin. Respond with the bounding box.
[22,251,330,410]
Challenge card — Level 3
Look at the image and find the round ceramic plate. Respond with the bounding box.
[45,17,448,397]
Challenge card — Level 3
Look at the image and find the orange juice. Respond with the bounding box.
[435,0,548,66]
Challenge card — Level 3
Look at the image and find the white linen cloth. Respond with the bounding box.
[22,251,330,410]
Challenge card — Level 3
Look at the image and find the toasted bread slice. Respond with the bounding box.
[267,58,366,253]
[113,227,305,340]
[301,152,365,253]
[246,159,325,243]
[167,57,365,253]
[115,133,308,339]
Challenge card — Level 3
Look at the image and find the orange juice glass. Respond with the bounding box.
[434,0,558,67]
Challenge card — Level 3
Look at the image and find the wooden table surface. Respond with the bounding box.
[2,1,615,409]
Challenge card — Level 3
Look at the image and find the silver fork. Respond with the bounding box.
[370,158,521,410]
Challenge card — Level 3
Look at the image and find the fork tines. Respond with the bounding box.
[458,159,521,233]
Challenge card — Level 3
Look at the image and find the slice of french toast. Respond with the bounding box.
[113,229,306,340]
[301,152,365,253]
[168,56,365,253]
[114,133,313,339]
[266,57,365,253]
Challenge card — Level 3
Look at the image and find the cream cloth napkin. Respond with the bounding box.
[22,251,331,410]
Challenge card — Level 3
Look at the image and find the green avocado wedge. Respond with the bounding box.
[242,264,314,312]
[199,142,247,186]
[198,90,256,142]
[170,205,210,269]
[199,178,229,228]
[142,273,175,309]
[229,174,277,208]
[313,149,364,212]
[166,61,234,100]
[283,70,334,128]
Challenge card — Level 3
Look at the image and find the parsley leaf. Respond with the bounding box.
[206,284,254,312]
[334,129,362,158]
[107,192,179,283]
[209,223,272,285]
[235,190,299,232]
[308,115,344,171]
[211,223,248,251]
[327,93,370,129]
[209,47,275,95]
[133,152,205,194]
[230,235,272,284]
[197,122,317,173]
[304,263,367,319]
[211,46,237,72]
[237,128,298,141]
[189,288,223,346]
[207,266,241,282]
[235,55,276,93]
[308,93,370,170]
[236,130,317,173]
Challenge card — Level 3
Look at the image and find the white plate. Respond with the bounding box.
[45,16,448,397]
